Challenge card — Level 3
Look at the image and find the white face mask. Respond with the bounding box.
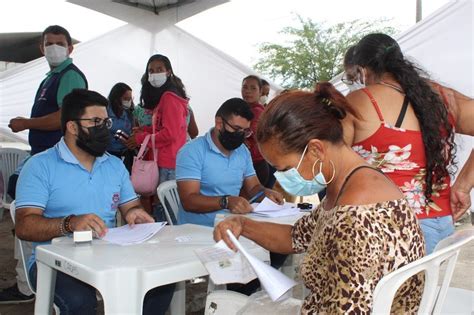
[148,72,168,88]
[44,44,68,67]
[259,95,268,104]
[122,100,132,109]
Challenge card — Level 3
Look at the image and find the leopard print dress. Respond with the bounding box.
[292,198,425,314]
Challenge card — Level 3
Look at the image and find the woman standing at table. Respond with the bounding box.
[214,83,425,314]
[341,33,474,253]
[125,54,188,220]
[241,75,271,187]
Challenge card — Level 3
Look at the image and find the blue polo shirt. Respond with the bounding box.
[16,138,138,270]
[176,129,256,227]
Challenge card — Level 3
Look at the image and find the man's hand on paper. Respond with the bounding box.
[70,213,108,237]
[228,196,253,214]
[264,188,284,205]
[214,216,245,251]
[125,207,155,226]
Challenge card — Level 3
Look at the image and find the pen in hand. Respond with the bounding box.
[249,190,265,204]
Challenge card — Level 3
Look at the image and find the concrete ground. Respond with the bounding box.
[0,209,472,315]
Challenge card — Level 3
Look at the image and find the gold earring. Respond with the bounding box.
[312,159,336,185]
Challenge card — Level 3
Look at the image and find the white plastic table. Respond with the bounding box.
[214,208,307,226]
[34,224,268,315]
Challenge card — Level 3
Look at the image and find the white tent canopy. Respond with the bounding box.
[0,0,280,144]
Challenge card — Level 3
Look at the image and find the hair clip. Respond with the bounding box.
[321,98,332,106]
[384,45,395,53]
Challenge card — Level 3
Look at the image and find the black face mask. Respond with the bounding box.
[218,128,245,151]
[76,123,111,157]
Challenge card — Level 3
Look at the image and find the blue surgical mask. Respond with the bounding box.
[274,145,328,196]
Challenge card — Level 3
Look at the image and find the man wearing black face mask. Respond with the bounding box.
[175,98,283,227]
[176,98,284,295]
[14,89,176,315]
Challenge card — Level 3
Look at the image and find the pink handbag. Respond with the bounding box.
[130,134,159,196]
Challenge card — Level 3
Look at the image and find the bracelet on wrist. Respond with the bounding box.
[64,215,75,233]
[59,217,67,236]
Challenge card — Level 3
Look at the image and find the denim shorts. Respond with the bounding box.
[419,215,454,254]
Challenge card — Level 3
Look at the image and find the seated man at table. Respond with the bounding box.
[15,89,174,315]
[176,97,283,227]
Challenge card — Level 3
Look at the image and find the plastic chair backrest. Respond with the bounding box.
[157,180,181,225]
[0,148,29,207]
[372,229,474,315]
[9,200,36,295]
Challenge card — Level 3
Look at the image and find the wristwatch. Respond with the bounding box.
[219,195,229,209]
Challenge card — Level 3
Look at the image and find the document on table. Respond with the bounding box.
[251,197,299,218]
[195,240,257,285]
[102,222,166,245]
[195,231,297,301]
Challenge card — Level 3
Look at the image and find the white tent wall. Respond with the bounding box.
[151,26,270,134]
[0,23,268,144]
[0,51,51,143]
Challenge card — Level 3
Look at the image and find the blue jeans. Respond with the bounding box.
[419,215,454,254]
[30,263,175,315]
[154,168,176,222]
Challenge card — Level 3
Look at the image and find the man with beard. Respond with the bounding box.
[14,89,175,315]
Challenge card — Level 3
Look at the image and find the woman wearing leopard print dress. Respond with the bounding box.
[214,82,425,314]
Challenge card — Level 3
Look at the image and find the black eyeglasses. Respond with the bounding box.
[222,118,253,138]
[75,117,113,129]
[341,72,356,85]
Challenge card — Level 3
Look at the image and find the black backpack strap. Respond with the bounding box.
[395,96,410,128]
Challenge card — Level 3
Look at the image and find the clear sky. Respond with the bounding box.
[1,0,450,67]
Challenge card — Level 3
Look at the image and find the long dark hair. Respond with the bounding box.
[257,82,358,153]
[352,33,456,200]
[108,82,133,120]
[140,54,187,110]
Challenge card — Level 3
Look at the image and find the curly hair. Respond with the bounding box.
[352,33,456,201]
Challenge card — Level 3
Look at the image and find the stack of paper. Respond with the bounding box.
[251,197,299,218]
[195,230,297,301]
[195,241,257,285]
[102,222,166,245]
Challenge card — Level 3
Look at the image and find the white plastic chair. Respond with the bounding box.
[372,228,474,314]
[157,180,181,225]
[0,148,29,209]
[10,201,61,314]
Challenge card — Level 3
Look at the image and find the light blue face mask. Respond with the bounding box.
[274,145,331,196]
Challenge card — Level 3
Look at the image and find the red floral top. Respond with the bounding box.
[352,88,452,219]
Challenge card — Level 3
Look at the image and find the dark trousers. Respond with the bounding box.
[30,263,175,315]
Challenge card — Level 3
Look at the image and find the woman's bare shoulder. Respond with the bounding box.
[337,168,403,206]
